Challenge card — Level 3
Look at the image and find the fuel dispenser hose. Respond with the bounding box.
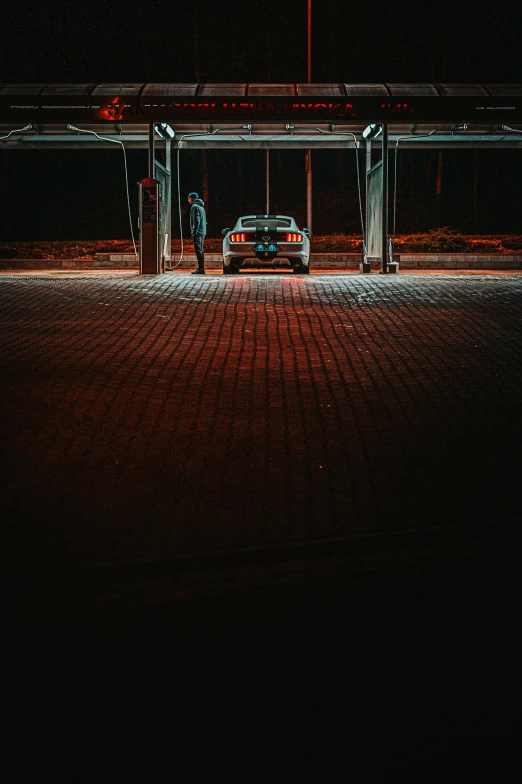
[67,125,138,258]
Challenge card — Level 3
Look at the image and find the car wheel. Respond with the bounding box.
[294,262,310,274]
[223,260,234,274]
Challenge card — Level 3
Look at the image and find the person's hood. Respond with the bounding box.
[192,198,205,207]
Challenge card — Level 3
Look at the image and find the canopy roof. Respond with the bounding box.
[1,83,521,126]
[1,84,521,147]
[2,82,521,97]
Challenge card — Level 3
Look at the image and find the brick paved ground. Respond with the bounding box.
[0,272,521,620]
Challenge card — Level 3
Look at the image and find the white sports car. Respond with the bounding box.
[222,215,311,274]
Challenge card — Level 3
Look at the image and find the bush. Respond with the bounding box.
[407,227,473,252]
[501,237,522,251]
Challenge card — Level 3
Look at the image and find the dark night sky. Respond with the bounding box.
[1,1,520,240]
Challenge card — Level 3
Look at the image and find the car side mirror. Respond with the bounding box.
[303,228,310,236]
[222,228,230,236]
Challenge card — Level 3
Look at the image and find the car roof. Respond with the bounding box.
[239,215,294,220]
[235,215,297,227]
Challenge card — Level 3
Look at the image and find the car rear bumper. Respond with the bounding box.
[224,248,309,264]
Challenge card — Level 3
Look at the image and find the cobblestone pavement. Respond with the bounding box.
[1,273,521,609]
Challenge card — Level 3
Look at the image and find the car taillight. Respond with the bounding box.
[285,233,303,242]
[230,233,247,242]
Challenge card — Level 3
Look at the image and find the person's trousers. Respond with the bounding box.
[193,235,205,269]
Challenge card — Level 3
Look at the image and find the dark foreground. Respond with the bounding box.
[0,273,520,626]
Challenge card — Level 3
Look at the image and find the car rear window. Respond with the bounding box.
[241,218,292,228]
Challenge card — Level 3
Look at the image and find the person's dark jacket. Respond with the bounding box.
[190,198,207,237]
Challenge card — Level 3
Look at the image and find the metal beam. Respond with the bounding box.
[165,135,172,265]
[266,149,270,214]
[306,149,312,233]
[365,135,372,260]
[382,124,388,275]
[0,134,160,149]
[390,134,522,148]
[2,133,522,150]
[148,124,154,178]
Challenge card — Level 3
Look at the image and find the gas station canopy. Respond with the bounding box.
[1,83,522,148]
[2,84,521,276]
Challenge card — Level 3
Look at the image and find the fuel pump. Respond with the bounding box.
[138,177,162,274]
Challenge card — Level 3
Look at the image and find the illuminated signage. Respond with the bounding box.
[1,95,520,123]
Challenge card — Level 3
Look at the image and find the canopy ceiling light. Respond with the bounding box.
[362,124,383,140]
[161,123,175,138]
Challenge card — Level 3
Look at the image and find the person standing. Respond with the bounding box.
[188,192,207,274]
